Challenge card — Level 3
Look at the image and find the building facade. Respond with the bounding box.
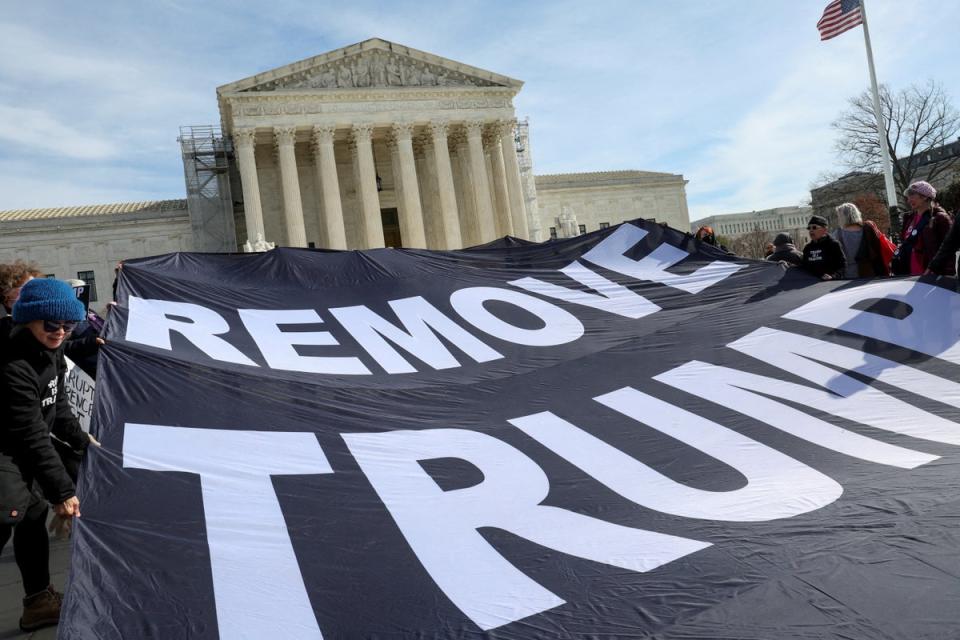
[0,201,192,309]
[692,205,812,246]
[215,38,533,251]
[0,38,692,300]
[535,171,689,239]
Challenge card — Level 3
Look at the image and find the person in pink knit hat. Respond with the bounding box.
[892,181,953,276]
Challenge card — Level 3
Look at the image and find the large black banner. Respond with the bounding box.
[62,221,960,639]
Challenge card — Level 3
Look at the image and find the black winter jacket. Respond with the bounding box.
[767,244,804,267]
[802,235,846,279]
[0,326,88,504]
[928,213,960,275]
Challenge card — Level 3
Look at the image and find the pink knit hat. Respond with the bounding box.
[905,180,937,199]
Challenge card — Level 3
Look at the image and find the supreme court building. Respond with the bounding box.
[0,38,690,306]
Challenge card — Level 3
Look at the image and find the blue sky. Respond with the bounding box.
[1,0,957,221]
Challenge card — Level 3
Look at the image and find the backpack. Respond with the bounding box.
[863,221,896,275]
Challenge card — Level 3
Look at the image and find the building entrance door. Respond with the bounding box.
[381,208,402,248]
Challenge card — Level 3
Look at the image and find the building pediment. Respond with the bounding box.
[218,38,522,95]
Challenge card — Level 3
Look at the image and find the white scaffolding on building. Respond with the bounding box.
[178,125,237,252]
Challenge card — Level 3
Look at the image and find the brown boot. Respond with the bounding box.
[19,585,62,631]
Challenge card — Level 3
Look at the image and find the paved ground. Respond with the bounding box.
[0,535,71,640]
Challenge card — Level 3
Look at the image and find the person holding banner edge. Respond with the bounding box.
[802,216,846,280]
[894,181,952,276]
[0,278,99,631]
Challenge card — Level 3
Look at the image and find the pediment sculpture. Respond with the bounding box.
[246,49,504,92]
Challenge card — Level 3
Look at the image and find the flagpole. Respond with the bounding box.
[859,0,899,210]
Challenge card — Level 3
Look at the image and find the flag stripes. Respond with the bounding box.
[817,0,863,41]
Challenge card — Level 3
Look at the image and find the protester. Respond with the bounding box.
[832,203,893,278]
[694,226,728,252]
[0,261,40,315]
[0,261,42,342]
[802,215,845,280]
[767,233,804,267]
[892,181,953,276]
[0,278,96,631]
[926,203,960,277]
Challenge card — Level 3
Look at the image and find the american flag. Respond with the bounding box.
[817,0,863,41]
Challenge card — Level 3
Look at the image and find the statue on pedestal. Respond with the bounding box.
[559,206,579,238]
[244,234,275,253]
[253,234,275,252]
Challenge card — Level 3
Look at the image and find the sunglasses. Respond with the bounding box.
[807,225,823,230]
[43,320,78,333]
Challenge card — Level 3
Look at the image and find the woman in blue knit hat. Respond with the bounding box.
[0,278,98,631]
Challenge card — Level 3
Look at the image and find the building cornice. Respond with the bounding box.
[0,199,187,223]
[221,85,518,104]
[535,170,685,190]
[221,88,518,134]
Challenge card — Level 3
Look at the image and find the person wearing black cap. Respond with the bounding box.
[767,233,804,267]
[0,278,97,631]
[801,215,846,280]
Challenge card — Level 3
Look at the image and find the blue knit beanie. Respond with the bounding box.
[12,278,86,323]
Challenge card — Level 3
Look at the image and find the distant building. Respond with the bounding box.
[809,171,884,226]
[692,205,812,247]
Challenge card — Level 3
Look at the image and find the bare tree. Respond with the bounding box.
[729,226,772,260]
[833,81,960,202]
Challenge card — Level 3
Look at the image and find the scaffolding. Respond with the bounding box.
[178,125,237,252]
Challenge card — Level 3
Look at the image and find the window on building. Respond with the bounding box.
[308,242,316,248]
[77,270,97,302]
[578,224,586,235]
[549,227,558,240]
[599,222,610,229]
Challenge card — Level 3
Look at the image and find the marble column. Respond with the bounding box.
[350,124,385,248]
[486,127,514,237]
[311,125,348,250]
[428,121,462,249]
[390,123,427,248]
[465,120,497,243]
[233,128,266,245]
[449,133,473,245]
[414,133,440,248]
[273,126,308,247]
[451,130,477,246]
[498,119,529,239]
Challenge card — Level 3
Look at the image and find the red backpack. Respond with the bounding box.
[865,220,896,275]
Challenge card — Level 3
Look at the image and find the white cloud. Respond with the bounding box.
[0,158,181,211]
[1,0,958,215]
[0,104,118,159]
